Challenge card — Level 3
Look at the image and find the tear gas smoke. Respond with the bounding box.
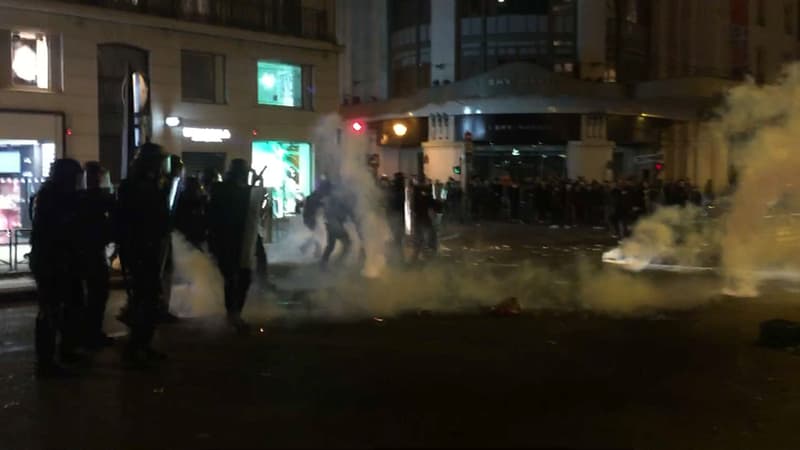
[606,64,800,298]
[310,115,392,278]
[173,79,800,324]
[169,232,225,318]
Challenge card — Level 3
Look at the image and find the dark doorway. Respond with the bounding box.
[181,151,227,177]
[97,44,150,182]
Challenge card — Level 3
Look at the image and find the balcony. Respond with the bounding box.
[54,0,333,42]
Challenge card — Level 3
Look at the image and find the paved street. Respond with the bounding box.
[2,225,800,449]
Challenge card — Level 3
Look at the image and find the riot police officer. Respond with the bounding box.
[208,159,263,333]
[158,154,184,324]
[174,176,207,249]
[411,182,439,262]
[31,158,84,377]
[115,143,171,367]
[78,161,115,349]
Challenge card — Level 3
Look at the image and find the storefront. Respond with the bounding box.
[250,140,313,219]
[0,111,64,232]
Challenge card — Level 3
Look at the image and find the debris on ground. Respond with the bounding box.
[484,297,522,316]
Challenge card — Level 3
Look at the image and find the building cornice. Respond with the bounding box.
[341,63,740,122]
[0,0,343,53]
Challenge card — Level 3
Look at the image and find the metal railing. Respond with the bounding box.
[0,228,32,273]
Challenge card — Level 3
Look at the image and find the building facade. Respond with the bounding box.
[0,0,340,228]
[338,0,799,192]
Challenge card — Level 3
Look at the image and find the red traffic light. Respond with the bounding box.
[655,162,664,172]
[351,121,365,134]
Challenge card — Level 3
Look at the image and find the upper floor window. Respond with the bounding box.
[785,2,793,34]
[11,32,50,89]
[181,50,226,103]
[757,0,766,26]
[7,31,62,92]
[256,61,312,110]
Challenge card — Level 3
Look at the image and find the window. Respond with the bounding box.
[11,32,50,89]
[181,50,226,103]
[757,0,766,26]
[180,0,210,18]
[256,61,311,109]
[786,3,794,34]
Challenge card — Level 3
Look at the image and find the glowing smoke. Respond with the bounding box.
[608,64,800,297]
[714,68,800,296]
[310,115,392,278]
[169,232,226,318]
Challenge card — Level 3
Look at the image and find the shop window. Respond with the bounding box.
[257,61,312,109]
[180,0,210,19]
[181,50,226,103]
[10,32,53,90]
[251,141,312,219]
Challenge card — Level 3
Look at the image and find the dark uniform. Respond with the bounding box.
[158,154,184,324]
[115,143,171,366]
[320,188,358,268]
[207,159,257,331]
[388,174,406,253]
[174,176,207,249]
[300,180,331,257]
[31,159,84,377]
[78,162,115,349]
[411,184,439,261]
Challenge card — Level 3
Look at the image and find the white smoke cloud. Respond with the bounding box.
[169,232,226,318]
[608,64,800,298]
[174,73,800,324]
[310,115,392,278]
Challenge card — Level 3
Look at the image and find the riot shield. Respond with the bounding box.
[241,186,268,269]
[404,178,414,237]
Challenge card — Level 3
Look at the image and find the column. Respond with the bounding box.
[422,140,465,184]
[430,0,456,84]
[567,114,614,181]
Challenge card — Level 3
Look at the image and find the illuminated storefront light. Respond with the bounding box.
[251,140,313,218]
[182,127,231,143]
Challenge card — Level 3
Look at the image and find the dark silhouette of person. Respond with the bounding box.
[115,143,172,367]
[320,185,359,268]
[31,158,85,377]
[207,159,259,332]
[174,176,207,249]
[78,161,115,350]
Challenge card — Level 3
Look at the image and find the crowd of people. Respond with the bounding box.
[31,147,717,378]
[30,144,270,377]
[460,176,711,237]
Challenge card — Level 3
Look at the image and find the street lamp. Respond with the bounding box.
[393,122,408,137]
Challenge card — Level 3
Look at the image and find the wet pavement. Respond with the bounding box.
[3,224,800,449]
